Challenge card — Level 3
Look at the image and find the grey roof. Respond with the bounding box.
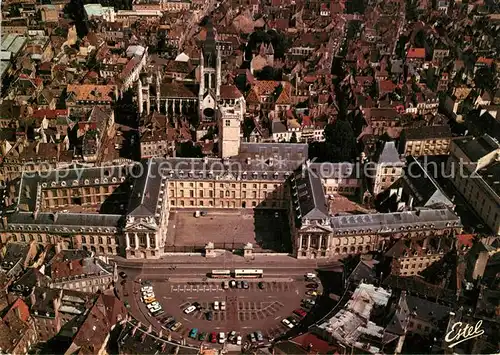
[404,125,452,140]
[1,242,30,270]
[377,141,403,165]
[127,160,164,217]
[17,164,128,211]
[406,294,452,323]
[454,134,500,162]
[401,157,453,208]
[6,212,122,234]
[330,208,461,234]
[291,164,329,220]
[271,120,287,134]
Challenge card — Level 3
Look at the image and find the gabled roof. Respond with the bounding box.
[126,159,164,217]
[376,141,402,165]
[291,163,329,221]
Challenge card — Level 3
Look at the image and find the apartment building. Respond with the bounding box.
[399,125,452,156]
[447,134,500,235]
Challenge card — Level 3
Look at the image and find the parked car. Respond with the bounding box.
[213,301,219,311]
[255,331,264,342]
[119,271,127,278]
[189,328,198,339]
[228,331,236,342]
[198,332,207,341]
[152,309,164,317]
[141,285,153,292]
[161,316,175,326]
[306,283,319,289]
[147,301,160,310]
[210,332,217,343]
[242,281,249,289]
[220,301,226,311]
[282,318,294,328]
[219,332,226,344]
[305,273,317,280]
[184,305,196,314]
[249,333,256,343]
[223,281,229,290]
[170,322,182,332]
[236,335,242,345]
[149,304,162,313]
[258,282,265,289]
[206,311,213,321]
[236,281,242,289]
[164,318,176,328]
[293,308,307,318]
[230,280,237,288]
[306,290,319,297]
[288,317,298,326]
[192,302,202,310]
[143,297,156,304]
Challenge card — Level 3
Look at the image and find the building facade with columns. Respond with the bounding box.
[289,164,463,259]
[0,143,309,259]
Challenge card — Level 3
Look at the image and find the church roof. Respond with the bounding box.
[219,85,243,100]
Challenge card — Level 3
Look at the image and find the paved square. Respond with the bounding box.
[165,209,291,252]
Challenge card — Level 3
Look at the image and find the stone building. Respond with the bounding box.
[447,134,500,236]
[399,125,452,157]
[371,141,405,196]
[289,163,462,260]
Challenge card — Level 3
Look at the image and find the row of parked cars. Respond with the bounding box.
[281,273,320,330]
[141,283,164,317]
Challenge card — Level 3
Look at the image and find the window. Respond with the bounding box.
[180,190,184,197]
[200,190,204,198]
[225,190,230,197]
[190,190,194,198]
[242,184,246,188]
[253,184,257,188]
[263,184,267,188]
[220,191,224,198]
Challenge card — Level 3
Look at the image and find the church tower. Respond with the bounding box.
[198,18,220,121]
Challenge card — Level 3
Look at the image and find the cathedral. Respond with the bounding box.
[137,19,245,158]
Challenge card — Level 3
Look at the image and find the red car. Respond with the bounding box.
[210,332,217,343]
[293,308,307,318]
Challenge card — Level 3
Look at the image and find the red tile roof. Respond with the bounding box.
[407,47,425,59]
[32,109,69,119]
[476,57,493,66]
[219,85,243,99]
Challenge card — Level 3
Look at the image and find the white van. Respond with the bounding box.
[305,273,317,280]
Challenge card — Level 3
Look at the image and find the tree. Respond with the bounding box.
[290,132,298,143]
[256,66,275,80]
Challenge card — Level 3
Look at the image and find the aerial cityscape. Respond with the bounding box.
[0,0,498,353]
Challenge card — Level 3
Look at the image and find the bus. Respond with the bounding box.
[234,269,263,278]
[210,269,231,278]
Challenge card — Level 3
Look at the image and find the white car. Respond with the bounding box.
[184,305,196,314]
[213,301,219,311]
[149,304,162,313]
[236,335,242,345]
[220,301,226,311]
[147,301,160,310]
[219,332,225,344]
[142,292,154,298]
[282,318,294,329]
[141,286,153,292]
[306,273,317,280]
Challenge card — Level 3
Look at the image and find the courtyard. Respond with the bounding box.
[165,209,292,253]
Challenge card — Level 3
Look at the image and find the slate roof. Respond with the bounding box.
[406,294,452,323]
[126,160,164,217]
[400,157,453,208]
[330,208,461,234]
[454,134,499,162]
[159,82,197,98]
[376,141,403,165]
[291,164,329,220]
[404,125,452,140]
